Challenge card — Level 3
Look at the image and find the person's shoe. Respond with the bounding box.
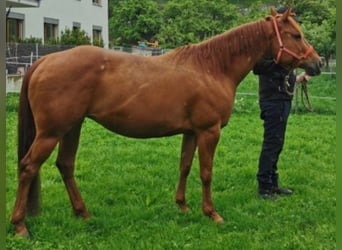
[258,189,276,200]
[272,186,293,195]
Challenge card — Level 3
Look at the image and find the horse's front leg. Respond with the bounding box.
[197,125,224,223]
[176,133,197,212]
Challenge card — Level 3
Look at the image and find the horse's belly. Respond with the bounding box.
[100,120,188,138]
[90,110,191,138]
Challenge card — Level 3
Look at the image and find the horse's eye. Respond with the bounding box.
[291,34,302,40]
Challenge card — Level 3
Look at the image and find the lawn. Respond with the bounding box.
[6,73,336,249]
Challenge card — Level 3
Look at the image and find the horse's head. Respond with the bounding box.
[267,7,322,76]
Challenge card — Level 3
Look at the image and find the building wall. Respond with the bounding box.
[10,0,109,47]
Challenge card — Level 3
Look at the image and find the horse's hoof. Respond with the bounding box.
[214,217,224,224]
[180,205,190,213]
[177,203,190,213]
[15,229,30,238]
[211,212,224,224]
[82,211,91,219]
[75,209,91,219]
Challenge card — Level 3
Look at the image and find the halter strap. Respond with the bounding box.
[271,16,313,67]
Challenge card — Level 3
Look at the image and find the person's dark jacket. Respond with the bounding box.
[253,59,296,101]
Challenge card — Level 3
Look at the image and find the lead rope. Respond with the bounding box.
[300,81,314,112]
[293,72,314,113]
[283,74,295,96]
[283,71,313,111]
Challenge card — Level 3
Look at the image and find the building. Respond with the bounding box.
[6,0,109,47]
[6,0,40,7]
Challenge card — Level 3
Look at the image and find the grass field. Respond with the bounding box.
[6,73,336,249]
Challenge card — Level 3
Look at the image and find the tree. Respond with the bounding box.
[107,0,335,60]
[293,0,336,67]
[158,0,241,48]
[109,0,162,46]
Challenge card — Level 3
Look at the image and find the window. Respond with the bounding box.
[92,25,103,45]
[7,19,23,42]
[92,0,101,6]
[44,18,59,43]
[73,22,81,31]
[6,13,24,42]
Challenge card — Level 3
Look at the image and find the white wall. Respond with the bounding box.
[11,0,109,47]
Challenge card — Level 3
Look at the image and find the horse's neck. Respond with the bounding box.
[209,19,270,79]
[168,19,271,83]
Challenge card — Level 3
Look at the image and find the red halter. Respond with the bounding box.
[271,16,313,67]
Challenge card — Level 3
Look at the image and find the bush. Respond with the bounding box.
[19,36,42,44]
[59,27,91,46]
[93,38,104,48]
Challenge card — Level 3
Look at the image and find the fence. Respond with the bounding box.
[6,43,336,94]
[5,43,168,93]
[6,43,75,74]
[5,43,168,74]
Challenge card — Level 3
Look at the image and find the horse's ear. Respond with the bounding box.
[270,6,277,16]
[281,8,291,21]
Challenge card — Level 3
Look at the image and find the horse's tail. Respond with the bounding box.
[18,58,44,216]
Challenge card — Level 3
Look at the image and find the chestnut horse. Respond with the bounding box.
[11,8,322,237]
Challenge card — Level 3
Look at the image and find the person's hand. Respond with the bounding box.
[296,72,311,83]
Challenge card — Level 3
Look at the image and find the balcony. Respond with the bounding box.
[6,0,40,7]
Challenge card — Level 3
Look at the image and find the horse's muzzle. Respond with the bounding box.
[304,58,323,76]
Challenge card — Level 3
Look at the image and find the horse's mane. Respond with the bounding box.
[167,18,270,75]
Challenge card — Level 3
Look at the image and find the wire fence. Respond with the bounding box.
[5,43,336,94]
[6,43,75,75]
[5,43,167,75]
[5,43,168,93]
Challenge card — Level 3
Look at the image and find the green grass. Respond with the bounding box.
[6,73,335,249]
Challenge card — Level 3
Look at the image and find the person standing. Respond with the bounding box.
[253,6,313,200]
[253,57,310,200]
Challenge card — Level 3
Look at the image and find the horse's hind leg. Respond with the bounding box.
[11,136,59,237]
[176,133,197,212]
[56,123,90,218]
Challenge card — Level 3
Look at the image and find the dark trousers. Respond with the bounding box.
[257,100,291,190]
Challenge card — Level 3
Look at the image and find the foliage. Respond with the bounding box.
[18,36,42,44]
[44,28,105,47]
[5,73,335,249]
[60,28,91,46]
[158,0,242,47]
[93,38,105,48]
[109,0,162,46]
[295,0,336,66]
[44,37,60,45]
[108,0,336,59]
